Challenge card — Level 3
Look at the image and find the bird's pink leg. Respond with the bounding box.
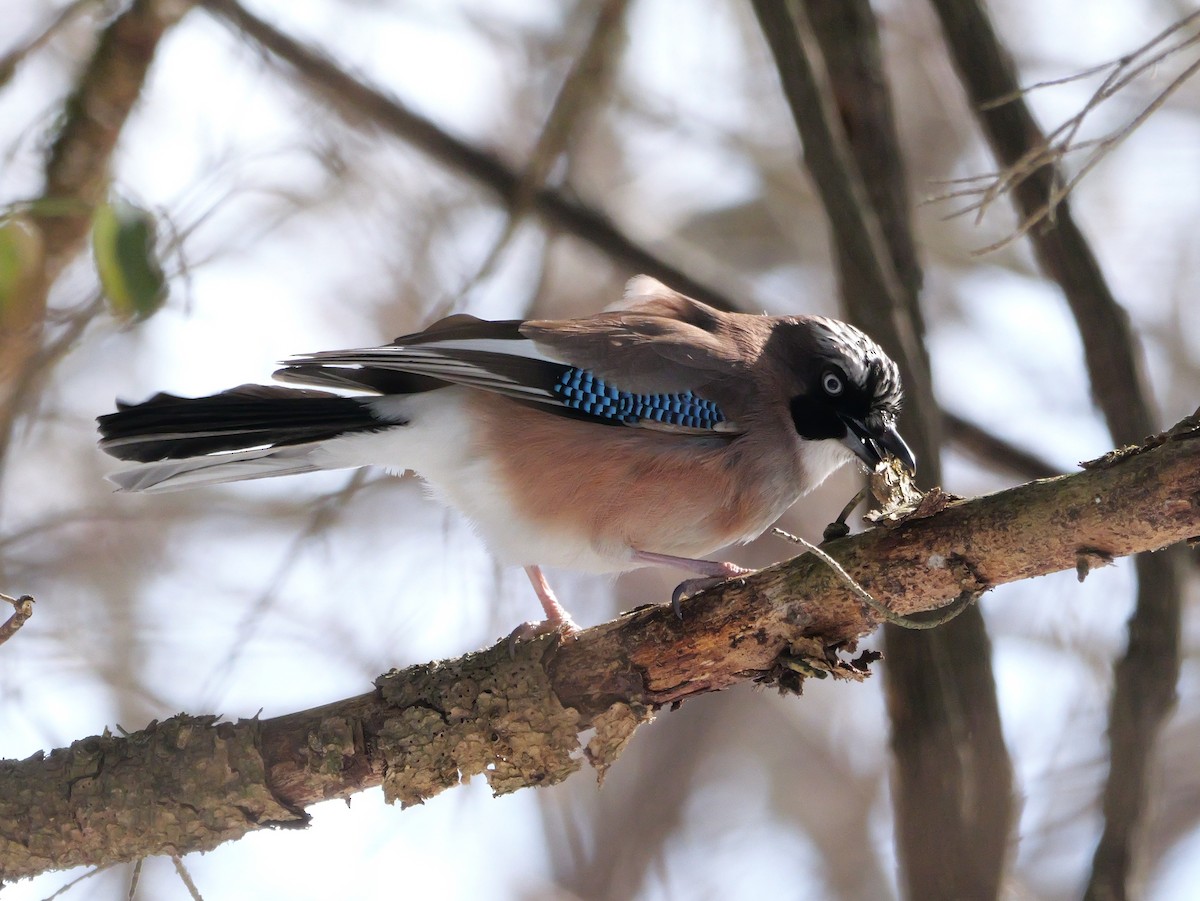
[631,550,752,579]
[507,565,581,647]
[631,550,754,617]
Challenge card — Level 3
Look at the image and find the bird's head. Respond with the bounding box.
[776,317,916,474]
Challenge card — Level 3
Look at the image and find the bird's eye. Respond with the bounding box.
[821,370,844,396]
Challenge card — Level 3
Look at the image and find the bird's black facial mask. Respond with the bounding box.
[788,392,848,442]
[788,356,915,472]
[790,391,914,472]
[789,360,874,440]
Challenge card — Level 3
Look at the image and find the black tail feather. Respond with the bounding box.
[97,385,385,463]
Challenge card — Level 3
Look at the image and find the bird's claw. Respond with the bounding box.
[671,584,686,619]
[671,577,717,618]
[670,564,753,619]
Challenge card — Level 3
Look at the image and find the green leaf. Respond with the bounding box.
[0,214,46,331]
[92,199,167,322]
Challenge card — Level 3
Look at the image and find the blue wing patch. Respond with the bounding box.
[552,368,725,429]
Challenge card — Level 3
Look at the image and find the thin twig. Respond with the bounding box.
[171,855,204,901]
[930,10,1200,250]
[971,55,1200,255]
[197,469,375,702]
[41,862,115,899]
[0,592,34,647]
[772,529,975,629]
[0,0,98,89]
[456,0,629,298]
[125,858,142,901]
[979,10,1200,109]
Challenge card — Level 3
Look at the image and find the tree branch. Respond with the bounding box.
[3,413,1198,880]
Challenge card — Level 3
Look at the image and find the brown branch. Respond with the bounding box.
[3,415,1198,880]
[515,0,629,211]
[928,0,1155,443]
[927,4,1183,897]
[198,0,739,313]
[751,2,1012,896]
[749,1,913,340]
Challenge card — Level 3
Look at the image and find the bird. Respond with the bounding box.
[97,275,915,640]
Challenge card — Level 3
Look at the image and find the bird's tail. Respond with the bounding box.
[97,385,389,493]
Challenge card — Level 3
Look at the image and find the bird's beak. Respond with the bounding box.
[839,415,917,473]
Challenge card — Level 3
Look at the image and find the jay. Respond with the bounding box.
[98,276,915,638]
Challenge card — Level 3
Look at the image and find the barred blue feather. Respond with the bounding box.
[552,368,726,429]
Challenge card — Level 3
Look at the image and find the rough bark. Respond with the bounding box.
[3,414,1198,881]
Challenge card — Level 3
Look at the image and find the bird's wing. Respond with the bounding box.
[521,276,748,393]
[275,277,753,435]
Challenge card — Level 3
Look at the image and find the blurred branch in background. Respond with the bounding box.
[943,410,1060,481]
[0,0,94,89]
[461,0,630,295]
[199,0,741,312]
[928,2,1184,898]
[751,1,1013,896]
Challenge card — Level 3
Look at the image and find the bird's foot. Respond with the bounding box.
[822,484,870,541]
[509,565,581,655]
[506,613,580,656]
